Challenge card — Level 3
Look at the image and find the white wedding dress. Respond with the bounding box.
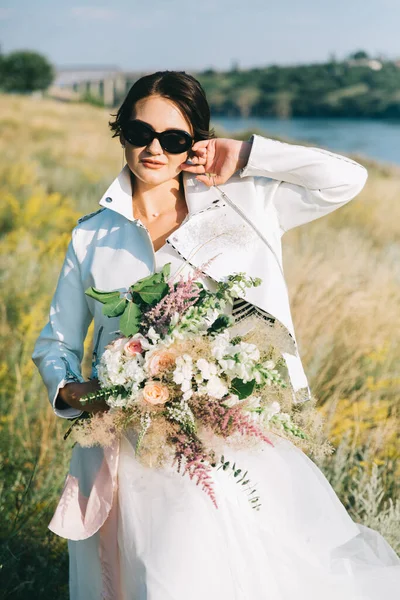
[68,243,400,600]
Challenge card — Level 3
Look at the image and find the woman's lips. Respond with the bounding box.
[141,160,165,169]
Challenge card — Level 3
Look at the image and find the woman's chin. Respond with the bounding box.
[132,165,179,186]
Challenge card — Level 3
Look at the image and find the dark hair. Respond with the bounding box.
[109,70,214,142]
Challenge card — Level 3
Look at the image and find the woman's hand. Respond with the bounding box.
[180,138,252,187]
[56,378,109,414]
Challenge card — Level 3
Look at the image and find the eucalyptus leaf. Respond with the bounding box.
[119,302,142,336]
[103,296,128,317]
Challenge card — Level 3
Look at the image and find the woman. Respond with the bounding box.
[32,71,400,599]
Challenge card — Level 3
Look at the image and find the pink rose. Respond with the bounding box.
[124,338,143,356]
[142,382,170,405]
[147,350,176,376]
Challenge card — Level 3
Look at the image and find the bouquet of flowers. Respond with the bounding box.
[69,262,331,510]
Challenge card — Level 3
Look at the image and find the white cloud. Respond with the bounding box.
[71,6,119,20]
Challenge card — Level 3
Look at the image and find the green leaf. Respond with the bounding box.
[137,281,169,305]
[130,267,167,292]
[161,262,171,279]
[119,302,142,336]
[103,296,128,317]
[207,314,234,335]
[229,378,256,400]
[85,287,121,304]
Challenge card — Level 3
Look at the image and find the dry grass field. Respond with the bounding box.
[0,94,398,598]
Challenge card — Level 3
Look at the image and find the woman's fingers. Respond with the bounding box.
[186,154,206,165]
[180,163,206,174]
[195,174,222,187]
[192,139,210,151]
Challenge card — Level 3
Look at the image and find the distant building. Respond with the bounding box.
[346,58,383,71]
[54,66,122,87]
[51,66,145,105]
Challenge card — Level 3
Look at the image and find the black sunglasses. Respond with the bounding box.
[122,119,194,154]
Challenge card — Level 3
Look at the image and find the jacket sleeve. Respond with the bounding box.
[31,227,93,419]
[239,134,368,234]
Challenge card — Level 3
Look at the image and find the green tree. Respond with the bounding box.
[349,50,370,60]
[1,51,54,92]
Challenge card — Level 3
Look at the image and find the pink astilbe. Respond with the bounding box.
[169,429,219,509]
[141,265,205,335]
[191,397,275,448]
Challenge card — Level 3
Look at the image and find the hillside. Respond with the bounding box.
[196,59,400,118]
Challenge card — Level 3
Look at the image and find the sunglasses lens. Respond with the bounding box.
[161,131,192,154]
[124,121,153,147]
[123,121,192,153]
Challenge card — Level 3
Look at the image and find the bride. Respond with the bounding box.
[32,70,400,599]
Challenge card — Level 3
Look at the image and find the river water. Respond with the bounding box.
[211,116,400,166]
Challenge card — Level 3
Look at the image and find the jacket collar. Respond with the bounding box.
[98,163,222,221]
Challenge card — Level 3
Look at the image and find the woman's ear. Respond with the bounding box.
[120,133,126,148]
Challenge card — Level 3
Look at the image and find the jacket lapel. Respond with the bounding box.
[97,164,224,220]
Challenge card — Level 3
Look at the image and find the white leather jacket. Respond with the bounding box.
[31,134,368,419]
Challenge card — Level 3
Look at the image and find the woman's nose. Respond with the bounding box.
[146,137,163,155]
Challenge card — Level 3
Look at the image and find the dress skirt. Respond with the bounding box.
[68,429,400,599]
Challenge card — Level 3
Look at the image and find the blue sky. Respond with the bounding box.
[0,0,399,71]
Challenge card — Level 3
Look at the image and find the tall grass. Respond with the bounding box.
[0,95,398,598]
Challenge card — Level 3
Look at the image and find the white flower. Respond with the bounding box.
[223,394,240,407]
[263,360,276,370]
[254,370,263,384]
[172,354,194,398]
[218,357,236,372]
[182,389,193,401]
[121,359,145,386]
[235,361,254,383]
[237,341,260,362]
[173,354,193,383]
[205,375,228,399]
[170,311,180,326]
[264,401,281,421]
[146,326,161,345]
[106,337,129,352]
[210,331,230,360]
[180,379,192,392]
[196,358,218,380]
[246,395,261,410]
[107,393,128,408]
[98,348,127,386]
[202,308,221,327]
[171,329,185,341]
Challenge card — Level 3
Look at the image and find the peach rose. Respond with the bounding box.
[124,338,143,356]
[142,382,170,405]
[147,350,176,376]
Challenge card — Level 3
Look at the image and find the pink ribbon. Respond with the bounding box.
[48,438,122,599]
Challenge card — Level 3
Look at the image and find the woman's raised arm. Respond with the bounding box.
[180,133,368,234]
[238,134,368,234]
